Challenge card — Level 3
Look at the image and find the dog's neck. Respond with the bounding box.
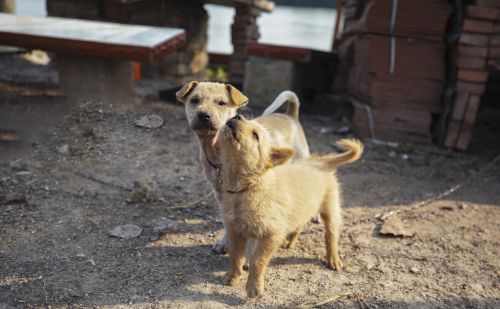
[220,164,262,194]
[196,133,220,168]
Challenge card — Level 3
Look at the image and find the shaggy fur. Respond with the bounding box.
[216,115,363,298]
[176,81,310,254]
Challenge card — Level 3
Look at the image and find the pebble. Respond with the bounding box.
[410,266,420,274]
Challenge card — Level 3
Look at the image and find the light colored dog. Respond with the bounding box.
[216,114,363,298]
[176,81,310,254]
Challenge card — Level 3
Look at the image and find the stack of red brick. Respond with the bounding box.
[444,0,500,150]
[337,0,452,144]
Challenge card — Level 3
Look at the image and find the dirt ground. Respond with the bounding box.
[1,62,500,308]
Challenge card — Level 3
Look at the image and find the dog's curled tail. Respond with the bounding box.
[262,91,300,119]
[313,139,364,170]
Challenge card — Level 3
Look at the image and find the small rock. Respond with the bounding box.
[109,224,142,239]
[379,216,415,237]
[149,217,176,233]
[334,125,351,134]
[388,151,397,158]
[470,283,483,293]
[57,144,70,155]
[319,127,333,134]
[458,203,468,210]
[344,266,360,274]
[135,114,164,129]
[410,266,420,274]
[401,154,410,160]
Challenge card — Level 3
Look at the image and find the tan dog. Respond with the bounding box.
[216,115,363,298]
[176,82,310,254]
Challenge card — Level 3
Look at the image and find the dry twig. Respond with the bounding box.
[298,291,366,308]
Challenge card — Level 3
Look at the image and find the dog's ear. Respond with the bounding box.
[176,81,199,103]
[226,84,248,107]
[269,147,294,167]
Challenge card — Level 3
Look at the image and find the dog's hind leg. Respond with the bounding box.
[320,192,343,271]
[283,227,301,249]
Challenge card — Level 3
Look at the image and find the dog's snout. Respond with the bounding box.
[233,114,243,121]
[197,112,211,121]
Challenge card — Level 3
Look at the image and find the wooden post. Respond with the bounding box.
[332,0,345,50]
[0,0,16,13]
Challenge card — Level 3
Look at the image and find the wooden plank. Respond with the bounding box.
[451,91,470,121]
[0,13,185,62]
[444,120,461,147]
[456,95,481,150]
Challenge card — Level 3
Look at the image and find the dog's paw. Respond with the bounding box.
[246,278,264,298]
[282,239,297,249]
[223,271,242,286]
[327,256,343,271]
[211,238,228,255]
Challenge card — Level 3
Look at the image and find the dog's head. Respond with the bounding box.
[176,81,249,135]
[217,115,294,178]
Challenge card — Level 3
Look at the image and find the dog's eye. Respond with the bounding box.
[218,101,227,106]
[252,131,259,141]
[190,97,200,105]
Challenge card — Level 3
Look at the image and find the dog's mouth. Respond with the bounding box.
[226,120,238,141]
[191,121,217,135]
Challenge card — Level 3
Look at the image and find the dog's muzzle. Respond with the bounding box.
[191,111,216,133]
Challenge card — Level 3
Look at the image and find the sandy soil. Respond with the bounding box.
[1,79,500,308]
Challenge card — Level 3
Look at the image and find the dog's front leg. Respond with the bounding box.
[246,236,279,298]
[223,226,247,286]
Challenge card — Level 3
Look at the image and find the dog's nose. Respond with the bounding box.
[233,114,242,120]
[197,112,211,121]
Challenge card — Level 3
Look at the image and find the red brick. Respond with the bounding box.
[475,0,500,8]
[459,32,490,45]
[488,59,500,69]
[463,18,495,33]
[457,56,486,69]
[457,69,489,82]
[490,47,500,57]
[467,5,500,20]
[490,34,500,45]
[457,45,489,57]
[456,81,486,94]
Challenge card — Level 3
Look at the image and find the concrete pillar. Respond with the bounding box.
[57,55,133,104]
[0,0,15,13]
[230,6,260,85]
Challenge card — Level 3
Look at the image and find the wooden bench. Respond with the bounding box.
[0,13,185,103]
